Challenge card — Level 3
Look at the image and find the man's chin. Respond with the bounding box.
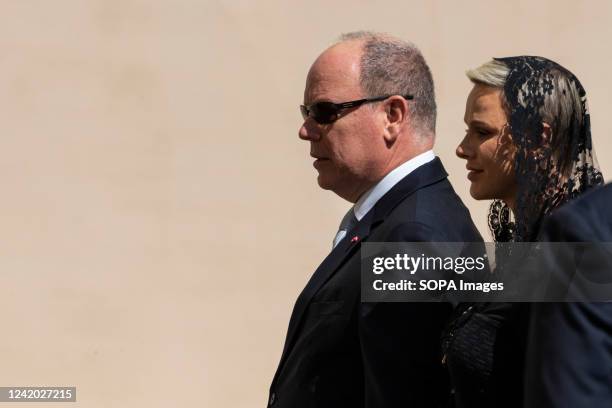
[316,174,335,191]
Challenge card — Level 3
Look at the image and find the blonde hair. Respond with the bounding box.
[466,59,509,88]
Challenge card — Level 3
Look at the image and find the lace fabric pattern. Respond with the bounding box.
[489,56,604,242]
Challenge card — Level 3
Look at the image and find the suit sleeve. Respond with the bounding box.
[359,222,452,408]
[525,302,612,408]
[525,204,612,408]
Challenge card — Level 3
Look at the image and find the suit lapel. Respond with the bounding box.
[276,215,372,371]
[274,158,449,380]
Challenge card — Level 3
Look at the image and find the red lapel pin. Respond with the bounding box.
[350,235,360,243]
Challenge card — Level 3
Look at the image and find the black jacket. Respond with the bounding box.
[268,158,483,408]
[525,183,612,408]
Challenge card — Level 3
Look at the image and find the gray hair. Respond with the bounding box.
[466,59,584,146]
[338,31,437,135]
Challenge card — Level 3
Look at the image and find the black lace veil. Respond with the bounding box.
[487,56,604,242]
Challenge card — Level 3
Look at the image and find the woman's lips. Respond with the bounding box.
[467,169,483,181]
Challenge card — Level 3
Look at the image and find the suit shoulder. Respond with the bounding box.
[556,183,611,216]
[383,179,482,242]
[543,184,612,241]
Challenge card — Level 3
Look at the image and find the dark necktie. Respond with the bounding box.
[332,208,358,249]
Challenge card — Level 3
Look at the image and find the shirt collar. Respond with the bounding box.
[352,150,436,221]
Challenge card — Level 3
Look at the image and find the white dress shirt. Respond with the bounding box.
[332,150,436,247]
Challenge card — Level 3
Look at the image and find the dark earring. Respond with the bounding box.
[488,200,514,242]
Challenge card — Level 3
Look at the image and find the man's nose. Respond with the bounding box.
[299,120,321,141]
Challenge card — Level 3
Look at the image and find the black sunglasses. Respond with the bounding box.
[300,94,413,124]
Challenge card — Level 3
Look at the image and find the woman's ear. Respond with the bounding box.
[541,122,552,145]
[499,123,513,145]
[498,123,517,158]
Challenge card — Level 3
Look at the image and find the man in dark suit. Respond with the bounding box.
[525,183,612,408]
[268,31,483,408]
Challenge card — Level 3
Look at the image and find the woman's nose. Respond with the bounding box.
[456,135,472,160]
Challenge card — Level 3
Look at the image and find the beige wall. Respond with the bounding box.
[0,1,611,407]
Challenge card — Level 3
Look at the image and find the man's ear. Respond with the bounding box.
[382,96,409,144]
